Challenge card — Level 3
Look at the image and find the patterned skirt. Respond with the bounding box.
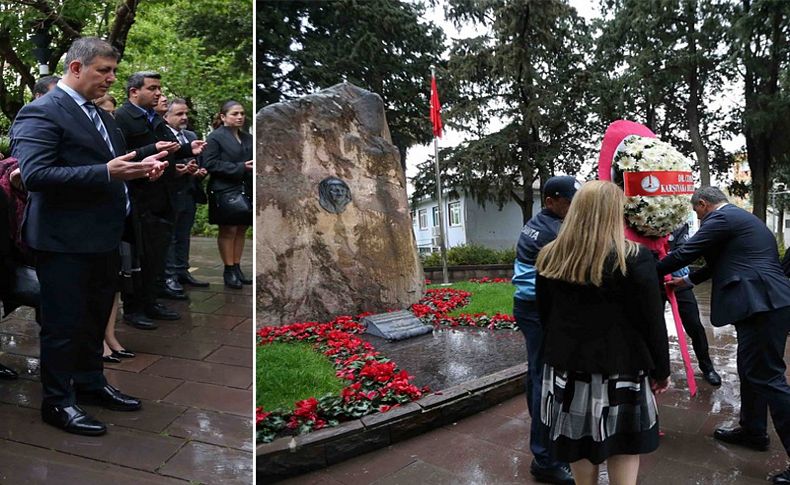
[540,365,660,464]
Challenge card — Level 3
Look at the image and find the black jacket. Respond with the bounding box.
[203,126,252,194]
[166,128,207,205]
[536,245,670,380]
[658,203,790,326]
[11,86,127,253]
[114,101,193,214]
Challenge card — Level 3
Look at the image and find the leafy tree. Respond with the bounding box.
[256,0,446,166]
[120,0,252,134]
[0,0,140,127]
[593,0,732,188]
[412,0,593,224]
[729,0,790,221]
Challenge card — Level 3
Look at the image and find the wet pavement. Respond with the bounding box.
[363,328,525,392]
[281,282,790,484]
[0,237,253,484]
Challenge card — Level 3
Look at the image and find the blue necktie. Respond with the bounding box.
[85,102,129,215]
[84,102,115,156]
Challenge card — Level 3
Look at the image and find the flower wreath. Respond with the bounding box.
[612,136,694,237]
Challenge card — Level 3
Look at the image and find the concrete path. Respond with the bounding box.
[0,237,253,484]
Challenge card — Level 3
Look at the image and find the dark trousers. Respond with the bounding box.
[123,210,173,313]
[165,195,197,278]
[673,288,714,372]
[513,297,563,468]
[734,306,790,457]
[35,249,118,406]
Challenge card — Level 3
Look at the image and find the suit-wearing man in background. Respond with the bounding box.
[32,75,60,99]
[10,37,167,435]
[665,222,721,386]
[659,187,790,484]
[163,98,209,289]
[512,176,580,485]
[114,72,206,330]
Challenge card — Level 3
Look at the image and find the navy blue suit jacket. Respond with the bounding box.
[9,86,128,253]
[657,204,790,326]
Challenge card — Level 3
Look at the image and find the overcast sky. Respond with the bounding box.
[405,0,743,194]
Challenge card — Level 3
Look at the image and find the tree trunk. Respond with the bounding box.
[521,168,535,224]
[685,0,710,186]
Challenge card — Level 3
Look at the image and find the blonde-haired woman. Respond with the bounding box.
[535,180,670,485]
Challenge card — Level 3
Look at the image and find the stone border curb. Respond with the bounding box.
[257,362,528,482]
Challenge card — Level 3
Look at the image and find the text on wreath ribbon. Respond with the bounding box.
[623,171,695,197]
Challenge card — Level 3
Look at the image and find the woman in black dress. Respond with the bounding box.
[535,180,670,485]
[203,101,253,289]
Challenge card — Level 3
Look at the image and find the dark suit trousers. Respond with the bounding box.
[734,306,790,457]
[674,288,714,372]
[35,249,118,406]
[123,210,173,313]
[165,193,197,277]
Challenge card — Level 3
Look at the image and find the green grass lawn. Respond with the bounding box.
[257,342,345,411]
[429,282,515,316]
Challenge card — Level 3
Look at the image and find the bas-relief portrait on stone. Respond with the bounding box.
[318,176,352,214]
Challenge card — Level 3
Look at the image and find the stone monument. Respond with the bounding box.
[257,83,425,326]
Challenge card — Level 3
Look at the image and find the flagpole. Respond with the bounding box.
[431,66,449,285]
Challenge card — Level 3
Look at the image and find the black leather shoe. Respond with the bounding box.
[0,363,18,380]
[145,303,180,321]
[77,384,142,412]
[158,285,188,301]
[123,312,158,330]
[530,460,575,485]
[102,354,121,364]
[702,369,722,386]
[41,404,106,436]
[165,276,184,293]
[714,427,769,451]
[111,349,135,359]
[224,266,242,289]
[178,272,210,287]
[234,264,252,285]
[773,467,790,484]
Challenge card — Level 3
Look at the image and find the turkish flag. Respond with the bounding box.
[430,75,443,138]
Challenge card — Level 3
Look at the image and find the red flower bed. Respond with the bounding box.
[256,316,426,443]
[412,287,517,330]
[468,276,510,283]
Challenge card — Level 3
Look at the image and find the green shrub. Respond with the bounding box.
[423,244,515,266]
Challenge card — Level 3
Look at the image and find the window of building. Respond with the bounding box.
[448,201,462,227]
[418,209,427,229]
[432,206,439,227]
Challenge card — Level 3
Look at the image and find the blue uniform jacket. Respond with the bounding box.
[512,208,563,301]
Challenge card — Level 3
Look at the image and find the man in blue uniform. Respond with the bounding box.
[512,175,580,485]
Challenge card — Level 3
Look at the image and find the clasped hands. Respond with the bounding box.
[154,139,207,156]
[108,151,169,181]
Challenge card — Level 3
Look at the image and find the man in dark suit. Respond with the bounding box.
[163,98,209,288]
[659,187,790,484]
[114,72,206,329]
[665,223,721,386]
[10,37,167,435]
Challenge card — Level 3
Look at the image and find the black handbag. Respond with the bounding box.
[211,184,252,225]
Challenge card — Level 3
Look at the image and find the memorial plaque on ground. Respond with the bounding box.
[362,310,432,341]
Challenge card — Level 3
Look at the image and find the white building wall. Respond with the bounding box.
[464,198,537,250]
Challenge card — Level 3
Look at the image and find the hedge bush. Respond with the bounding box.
[422,244,515,267]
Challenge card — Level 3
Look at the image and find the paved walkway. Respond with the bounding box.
[282,283,790,484]
[0,237,253,484]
